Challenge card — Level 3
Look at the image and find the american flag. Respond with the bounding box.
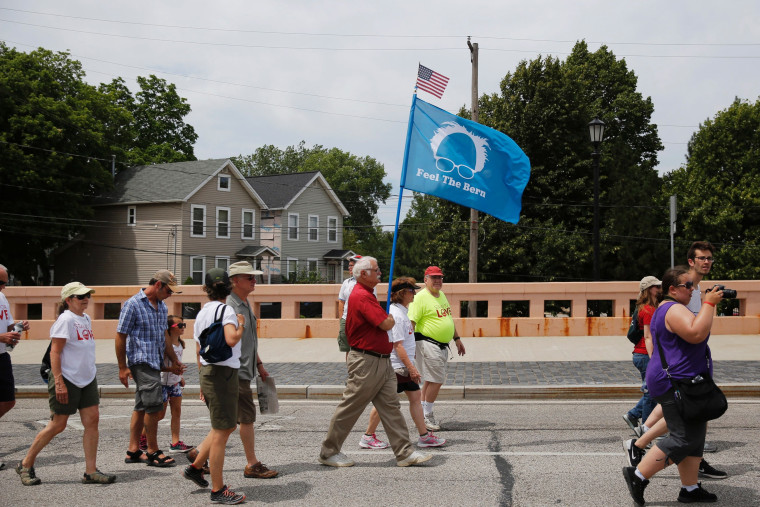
[416,64,449,99]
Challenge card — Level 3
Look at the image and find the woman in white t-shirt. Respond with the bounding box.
[16,282,115,486]
[388,277,446,448]
[184,268,246,504]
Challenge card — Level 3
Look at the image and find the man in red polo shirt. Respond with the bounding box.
[319,256,432,468]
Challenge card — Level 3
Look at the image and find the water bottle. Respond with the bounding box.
[8,322,23,351]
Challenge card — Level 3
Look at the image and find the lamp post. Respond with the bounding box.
[588,117,606,281]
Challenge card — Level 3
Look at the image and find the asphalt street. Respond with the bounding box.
[1,398,759,506]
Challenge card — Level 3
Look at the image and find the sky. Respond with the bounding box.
[2,1,759,228]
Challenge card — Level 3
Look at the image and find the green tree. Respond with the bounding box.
[0,45,199,281]
[663,97,760,279]
[0,44,116,282]
[233,142,392,254]
[402,41,665,282]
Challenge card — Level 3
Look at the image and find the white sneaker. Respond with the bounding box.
[397,451,432,467]
[424,413,441,431]
[318,452,355,467]
[359,433,389,449]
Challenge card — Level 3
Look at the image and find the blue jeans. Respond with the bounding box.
[627,353,656,422]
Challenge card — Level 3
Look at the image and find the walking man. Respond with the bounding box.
[408,266,465,431]
[319,256,431,467]
[117,270,183,467]
[223,261,279,477]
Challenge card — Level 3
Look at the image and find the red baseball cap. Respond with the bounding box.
[424,266,444,277]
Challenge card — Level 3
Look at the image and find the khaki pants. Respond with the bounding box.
[320,350,413,461]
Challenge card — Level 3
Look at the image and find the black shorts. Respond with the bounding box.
[653,389,707,464]
[0,353,15,402]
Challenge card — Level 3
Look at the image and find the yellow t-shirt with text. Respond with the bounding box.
[407,289,455,344]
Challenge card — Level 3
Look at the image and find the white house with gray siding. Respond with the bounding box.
[246,172,352,283]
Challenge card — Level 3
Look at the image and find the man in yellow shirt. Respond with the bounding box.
[407,266,465,431]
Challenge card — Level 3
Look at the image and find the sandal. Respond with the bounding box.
[146,450,176,467]
[124,449,147,464]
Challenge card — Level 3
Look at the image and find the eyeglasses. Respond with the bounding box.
[694,256,715,263]
[408,288,417,294]
[172,322,187,329]
[242,275,256,281]
[162,283,174,295]
[74,293,91,300]
[675,281,694,290]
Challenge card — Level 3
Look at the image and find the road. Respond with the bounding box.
[1,398,758,506]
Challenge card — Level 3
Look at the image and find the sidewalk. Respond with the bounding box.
[9,335,760,399]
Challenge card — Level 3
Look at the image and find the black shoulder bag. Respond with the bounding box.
[654,311,727,423]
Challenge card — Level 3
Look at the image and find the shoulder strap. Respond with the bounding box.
[213,304,227,323]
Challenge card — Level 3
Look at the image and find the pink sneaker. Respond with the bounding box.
[417,432,446,447]
[359,433,389,449]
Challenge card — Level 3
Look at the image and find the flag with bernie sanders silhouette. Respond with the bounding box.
[401,97,531,224]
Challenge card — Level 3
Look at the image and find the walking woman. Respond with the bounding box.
[16,282,115,486]
[183,268,246,504]
[622,266,723,505]
[622,276,661,433]
[387,277,445,448]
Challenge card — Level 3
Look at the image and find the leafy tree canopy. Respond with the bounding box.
[663,97,760,279]
[0,44,197,282]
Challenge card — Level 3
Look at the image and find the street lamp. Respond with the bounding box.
[588,117,606,281]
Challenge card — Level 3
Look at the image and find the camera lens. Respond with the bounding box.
[722,289,737,299]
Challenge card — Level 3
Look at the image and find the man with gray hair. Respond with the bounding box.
[0,264,29,470]
[319,256,431,468]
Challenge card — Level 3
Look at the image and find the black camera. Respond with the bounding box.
[709,284,737,299]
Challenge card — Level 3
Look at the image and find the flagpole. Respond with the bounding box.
[386,92,418,308]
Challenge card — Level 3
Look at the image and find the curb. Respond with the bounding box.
[15,383,760,401]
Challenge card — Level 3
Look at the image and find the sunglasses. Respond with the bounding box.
[172,322,187,329]
[241,275,256,281]
[162,283,174,295]
[0,281,6,286]
[675,281,694,290]
[74,293,91,300]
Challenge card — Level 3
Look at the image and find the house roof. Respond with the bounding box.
[246,171,349,216]
[323,249,356,260]
[235,245,280,258]
[96,159,266,208]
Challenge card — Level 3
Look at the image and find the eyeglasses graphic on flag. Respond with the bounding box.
[416,64,449,99]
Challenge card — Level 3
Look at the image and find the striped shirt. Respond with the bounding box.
[117,289,168,370]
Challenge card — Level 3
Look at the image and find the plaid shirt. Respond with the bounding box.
[117,289,168,370]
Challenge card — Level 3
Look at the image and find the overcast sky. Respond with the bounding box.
[2,2,759,227]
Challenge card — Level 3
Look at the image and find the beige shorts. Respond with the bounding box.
[416,340,448,384]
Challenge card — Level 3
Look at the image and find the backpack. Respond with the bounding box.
[626,307,644,345]
[199,304,233,364]
[40,340,52,382]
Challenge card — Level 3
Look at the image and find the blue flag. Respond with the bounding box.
[401,97,530,224]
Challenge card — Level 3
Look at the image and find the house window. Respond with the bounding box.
[308,215,319,242]
[288,213,299,240]
[327,216,337,243]
[242,209,255,239]
[215,256,229,272]
[190,256,205,284]
[286,258,298,280]
[218,175,231,191]
[216,207,230,238]
[191,205,206,237]
[307,258,318,273]
[127,206,136,226]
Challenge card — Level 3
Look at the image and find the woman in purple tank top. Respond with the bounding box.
[622,266,724,505]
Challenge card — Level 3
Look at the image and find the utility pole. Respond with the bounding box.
[467,37,479,317]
